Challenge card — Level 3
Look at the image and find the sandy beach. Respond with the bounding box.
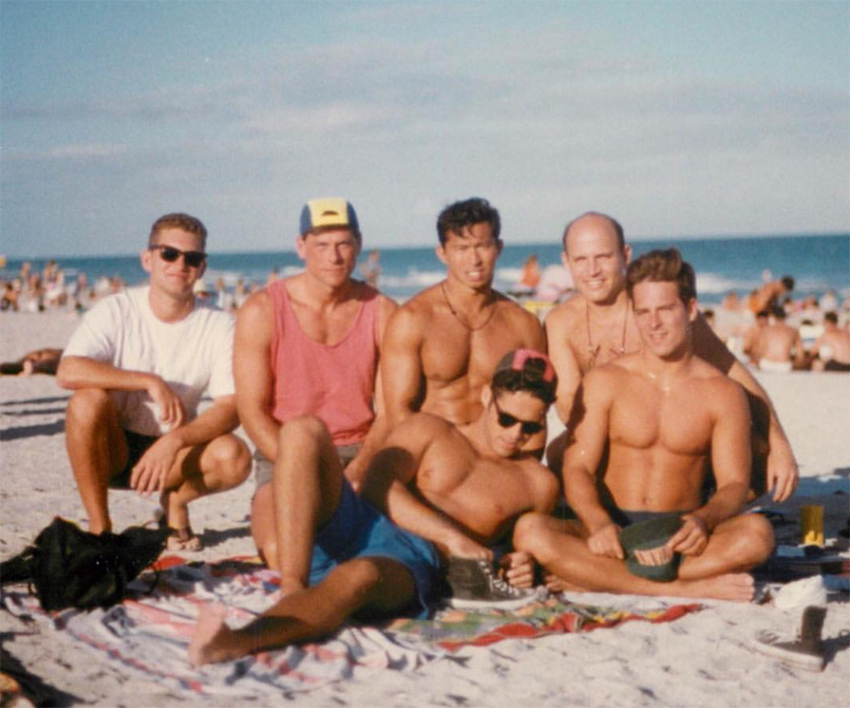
[1,309,848,707]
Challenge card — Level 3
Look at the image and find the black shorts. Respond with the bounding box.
[109,430,158,489]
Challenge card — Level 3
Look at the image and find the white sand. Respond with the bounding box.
[1,310,849,707]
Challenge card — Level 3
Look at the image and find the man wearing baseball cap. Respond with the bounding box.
[233,198,403,587]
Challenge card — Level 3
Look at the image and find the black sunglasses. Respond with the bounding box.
[492,399,544,435]
[150,244,207,269]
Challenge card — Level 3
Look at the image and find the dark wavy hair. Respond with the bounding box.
[492,355,557,405]
[436,197,501,245]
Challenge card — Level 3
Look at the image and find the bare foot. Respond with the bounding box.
[188,604,237,666]
[675,573,756,602]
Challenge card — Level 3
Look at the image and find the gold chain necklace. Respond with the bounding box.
[441,282,497,332]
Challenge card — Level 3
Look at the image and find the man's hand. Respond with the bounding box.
[668,513,710,557]
[130,434,183,495]
[766,437,799,502]
[499,551,535,588]
[146,376,186,429]
[586,522,624,559]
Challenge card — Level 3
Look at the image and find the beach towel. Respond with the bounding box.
[1,556,702,698]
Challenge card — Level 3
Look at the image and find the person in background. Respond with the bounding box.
[753,307,805,372]
[810,312,850,372]
[360,249,382,288]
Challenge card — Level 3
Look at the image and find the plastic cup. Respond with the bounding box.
[801,504,824,546]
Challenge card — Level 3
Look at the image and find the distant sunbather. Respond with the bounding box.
[0,348,63,376]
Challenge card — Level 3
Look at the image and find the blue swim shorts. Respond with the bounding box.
[310,480,441,618]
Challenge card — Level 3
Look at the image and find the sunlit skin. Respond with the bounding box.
[436,223,503,293]
[631,280,697,361]
[515,279,774,602]
[141,228,206,319]
[381,222,546,445]
[296,228,361,292]
[562,216,630,306]
[544,213,798,502]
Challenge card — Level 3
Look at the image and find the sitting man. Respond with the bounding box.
[545,213,798,502]
[188,349,559,665]
[811,311,850,372]
[233,198,398,570]
[515,249,774,601]
[57,213,251,546]
[381,197,546,453]
[753,307,806,372]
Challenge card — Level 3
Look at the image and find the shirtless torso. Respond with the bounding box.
[383,283,545,425]
[363,381,558,562]
[545,212,798,502]
[755,320,804,368]
[514,272,775,601]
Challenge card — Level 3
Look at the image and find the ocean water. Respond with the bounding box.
[3,234,848,306]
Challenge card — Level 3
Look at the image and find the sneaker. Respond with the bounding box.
[445,557,543,610]
[754,605,827,671]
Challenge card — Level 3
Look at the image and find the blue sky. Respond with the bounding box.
[1,0,848,257]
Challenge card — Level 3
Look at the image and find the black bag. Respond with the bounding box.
[0,516,168,611]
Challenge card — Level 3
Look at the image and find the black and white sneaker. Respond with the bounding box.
[754,605,827,672]
[445,557,543,610]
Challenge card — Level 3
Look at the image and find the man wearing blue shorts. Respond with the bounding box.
[188,412,440,666]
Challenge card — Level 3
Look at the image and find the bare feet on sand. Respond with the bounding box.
[545,571,757,602]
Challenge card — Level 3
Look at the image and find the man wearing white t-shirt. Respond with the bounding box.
[57,214,251,548]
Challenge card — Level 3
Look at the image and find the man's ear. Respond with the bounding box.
[560,250,570,268]
[140,248,152,275]
[481,385,493,408]
[296,235,307,260]
[623,244,632,266]
[435,244,448,266]
[687,297,699,322]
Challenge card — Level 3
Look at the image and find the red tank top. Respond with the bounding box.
[268,280,379,445]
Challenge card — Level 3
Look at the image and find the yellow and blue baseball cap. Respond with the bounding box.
[299,198,360,236]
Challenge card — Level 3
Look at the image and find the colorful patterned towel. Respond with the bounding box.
[2,556,701,697]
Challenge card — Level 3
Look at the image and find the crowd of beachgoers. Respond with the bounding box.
[2,256,849,375]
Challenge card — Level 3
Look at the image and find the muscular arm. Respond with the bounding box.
[233,291,279,461]
[545,305,583,424]
[693,313,798,501]
[562,369,622,556]
[380,305,426,425]
[343,295,399,489]
[360,415,490,559]
[694,381,752,531]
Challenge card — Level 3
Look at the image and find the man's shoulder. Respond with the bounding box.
[545,294,584,330]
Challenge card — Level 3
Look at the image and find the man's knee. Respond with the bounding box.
[65,388,115,428]
[513,512,555,556]
[278,415,332,448]
[740,513,775,563]
[206,435,251,486]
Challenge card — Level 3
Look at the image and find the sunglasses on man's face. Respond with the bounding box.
[150,244,206,269]
[492,399,544,436]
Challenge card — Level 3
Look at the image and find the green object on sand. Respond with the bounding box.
[619,514,684,582]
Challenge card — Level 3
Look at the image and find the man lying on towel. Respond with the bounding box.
[189,350,559,665]
[514,249,775,601]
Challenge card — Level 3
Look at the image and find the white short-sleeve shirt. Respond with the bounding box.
[62,286,235,437]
